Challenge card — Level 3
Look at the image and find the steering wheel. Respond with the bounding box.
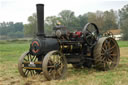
[83,23,99,46]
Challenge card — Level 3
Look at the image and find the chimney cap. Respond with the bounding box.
[36,4,44,6]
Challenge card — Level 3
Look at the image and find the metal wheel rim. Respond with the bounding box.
[18,52,41,77]
[43,50,67,80]
[101,37,119,69]
[94,37,120,70]
[83,23,99,46]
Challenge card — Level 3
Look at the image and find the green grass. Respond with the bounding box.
[0,42,29,62]
[0,40,128,85]
[0,42,29,78]
[117,41,128,47]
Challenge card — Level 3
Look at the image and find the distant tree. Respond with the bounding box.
[78,14,88,30]
[0,22,8,35]
[45,16,60,27]
[24,13,37,37]
[95,11,104,32]
[103,10,118,31]
[45,16,60,34]
[59,10,74,25]
[88,11,104,32]
[24,14,59,36]
[59,10,77,31]
[14,23,24,32]
[24,7,125,37]
[88,10,118,33]
[119,4,128,40]
[0,21,24,39]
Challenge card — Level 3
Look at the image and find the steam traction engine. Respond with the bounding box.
[18,4,120,80]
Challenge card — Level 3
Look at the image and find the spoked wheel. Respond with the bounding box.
[43,50,67,80]
[93,37,120,70]
[83,23,99,46]
[18,52,42,77]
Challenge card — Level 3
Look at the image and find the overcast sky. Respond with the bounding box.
[0,0,128,24]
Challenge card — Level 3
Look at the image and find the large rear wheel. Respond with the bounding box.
[93,37,120,70]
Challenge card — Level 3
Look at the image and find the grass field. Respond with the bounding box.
[0,40,128,85]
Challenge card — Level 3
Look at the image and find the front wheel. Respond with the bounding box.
[18,52,42,77]
[43,50,67,80]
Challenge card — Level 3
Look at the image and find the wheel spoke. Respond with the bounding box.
[111,54,117,57]
[24,69,27,74]
[30,70,33,76]
[57,55,60,64]
[27,54,29,61]
[92,30,97,34]
[32,70,35,75]
[48,69,53,73]
[86,29,92,33]
[105,41,108,49]
[24,58,28,61]
[102,47,106,52]
[47,66,55,68]
[101,56,106,61]
[18,51,43,77]
[53,55,56,63]
[101,53,105,56]
[56,55,59,63]
[25,70,29,76]
[109,56,113,61]
[93,37,120,70]
[43,51,67,80]
[57,68,62,76]
[86,34,92,38]
[33,56,37,62]
[52,70,56,79]
[29,55,32,61]
[107,40,111,49]
[31,56,35,61]
[109,44,116,51]
[107,58,112,62]
[103,42,107,50]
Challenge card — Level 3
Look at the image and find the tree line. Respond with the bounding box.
[24,9,118,36]
[119,4,128,40]
[0,22,24,39]
[0,4,128,40]
[24,4,128,40]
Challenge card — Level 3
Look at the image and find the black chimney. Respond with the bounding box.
[36,4,44,36]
